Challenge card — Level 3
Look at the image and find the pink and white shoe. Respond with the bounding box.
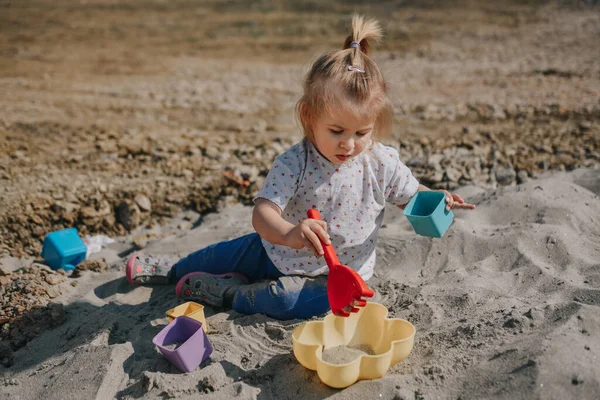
[175,272,249,307]
[126,254,174,285]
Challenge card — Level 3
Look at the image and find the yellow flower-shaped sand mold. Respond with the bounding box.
[292,302,415,388]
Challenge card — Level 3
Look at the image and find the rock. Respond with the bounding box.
[132,235,149,249]
[254,176,265,191]
[236,165,260,181]
[80,207,96,218]
[178,221,192,230]
[10,151,25,160]
[578,121,591,131]
[134,194,152,212]
[205,147,221,160]
[117,200,141,230]
[44,274,65,285]
[444,167,462,182]
[52,201,80,214]
[65,191,79,203]
[427,154,444,169]
[493,106,506,120]
[495,166,517,186]
[76,258,108,273]
[270,141,286,155]
[0,257,25,275]
[517,170,529,184]
[406,156,427,168]
[186,146,202,157]
[119,139,149,156]
[132,232,165,250]
[96,140,119,153]
[46,287,60,299]
[80,200,111,219]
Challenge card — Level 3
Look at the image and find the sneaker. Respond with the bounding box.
[175,272,249,307]
[126,254,174,285]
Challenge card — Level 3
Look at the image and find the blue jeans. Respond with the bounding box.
[171,233,330,320]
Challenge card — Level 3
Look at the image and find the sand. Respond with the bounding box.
[0,168,598,399]
[1,3,599,398]
[321,345,376,365]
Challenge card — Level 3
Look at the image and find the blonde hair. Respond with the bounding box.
[296,15,392,141]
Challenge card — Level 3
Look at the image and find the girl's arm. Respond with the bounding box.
[252,199,295,246]
[253,198,331,256]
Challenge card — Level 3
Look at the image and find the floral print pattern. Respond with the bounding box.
[254,139,419,280]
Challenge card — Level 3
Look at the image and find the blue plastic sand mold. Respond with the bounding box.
[403,191,454,238]
[41,227,87,271]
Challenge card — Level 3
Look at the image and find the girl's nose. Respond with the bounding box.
[340,138,354,151]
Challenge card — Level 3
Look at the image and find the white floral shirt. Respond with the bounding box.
[254,138,419,280]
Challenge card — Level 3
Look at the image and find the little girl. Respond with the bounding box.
[126,15,475,320]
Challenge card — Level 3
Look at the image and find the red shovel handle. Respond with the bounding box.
[306,209,340,271]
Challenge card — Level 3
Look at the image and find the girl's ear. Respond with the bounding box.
[298,101,312,134]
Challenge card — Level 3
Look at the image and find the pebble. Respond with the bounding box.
[134,194,152,212]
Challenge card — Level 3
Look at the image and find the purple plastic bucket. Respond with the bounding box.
[152,315,213,372]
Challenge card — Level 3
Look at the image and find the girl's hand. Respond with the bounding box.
[440,190,476,211]
[284,219,331,257]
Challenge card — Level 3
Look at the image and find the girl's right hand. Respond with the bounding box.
[284,219,330,257]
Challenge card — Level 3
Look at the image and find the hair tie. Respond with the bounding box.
[347,65,365,73]
[349,41,360,48]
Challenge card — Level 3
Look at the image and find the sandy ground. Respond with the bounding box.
[0,169,599,400]
[1,1,600,399]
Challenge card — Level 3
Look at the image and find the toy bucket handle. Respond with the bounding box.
[306,209,340,271]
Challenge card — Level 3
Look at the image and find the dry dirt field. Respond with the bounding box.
[1,0,598,257]
[0,2,599,398]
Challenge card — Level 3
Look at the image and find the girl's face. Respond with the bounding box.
[311,107,375,164]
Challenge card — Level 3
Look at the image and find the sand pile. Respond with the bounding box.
[0,168,597,399]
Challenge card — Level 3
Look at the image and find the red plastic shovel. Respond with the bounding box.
[307,209,374,317]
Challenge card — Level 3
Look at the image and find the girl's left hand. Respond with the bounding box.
[440,190,476,211]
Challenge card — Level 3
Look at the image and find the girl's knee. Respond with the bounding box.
[234,276,329,320]
[268,277,329,319]
[266,278,298,311]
